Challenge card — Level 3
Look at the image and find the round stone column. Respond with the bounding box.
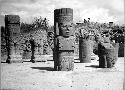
[79,38,91,63]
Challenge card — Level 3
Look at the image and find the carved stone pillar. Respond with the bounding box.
[5,15,23,63]
[54,8,75,71]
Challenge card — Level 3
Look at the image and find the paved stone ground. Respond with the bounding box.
[1,56,124,90]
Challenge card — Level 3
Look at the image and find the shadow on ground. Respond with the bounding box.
[47,59,53,61]
[85,65,99,68]
[1,61,7,63]
[31,67,54,71]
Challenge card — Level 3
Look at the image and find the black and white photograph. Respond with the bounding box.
[0,0,124,90]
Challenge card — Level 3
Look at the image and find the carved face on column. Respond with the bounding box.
[59,22,73,37]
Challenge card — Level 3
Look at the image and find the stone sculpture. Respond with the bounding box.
[54,8,75,71]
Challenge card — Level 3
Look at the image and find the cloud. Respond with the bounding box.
[109,0,124,13]
[54,0,83,9]
[0,0,124,26]
[80,7,118,23]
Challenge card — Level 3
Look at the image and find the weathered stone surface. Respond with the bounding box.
[58,36,75,50]
[6,24,20,36]
[58,52,74,71]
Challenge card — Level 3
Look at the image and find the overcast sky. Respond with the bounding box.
[0,0,124,26]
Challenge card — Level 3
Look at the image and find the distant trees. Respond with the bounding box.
[110,25,124,43]
[20,17,49,33]
[20,16,54,54]
[20,22,35,33]
[75,19,124,44]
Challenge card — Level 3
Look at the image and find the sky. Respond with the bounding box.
[0,0,124,26]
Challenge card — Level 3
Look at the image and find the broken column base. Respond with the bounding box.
[98,43,118,68]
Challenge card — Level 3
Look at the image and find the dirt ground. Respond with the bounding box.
[1,55,124,90]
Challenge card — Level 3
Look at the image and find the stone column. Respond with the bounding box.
[54,8,75,71]
[79,38,92,63]
[5,15,23,63]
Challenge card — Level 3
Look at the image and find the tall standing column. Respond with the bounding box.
[54,8,75,71]
[5,15,23,63]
